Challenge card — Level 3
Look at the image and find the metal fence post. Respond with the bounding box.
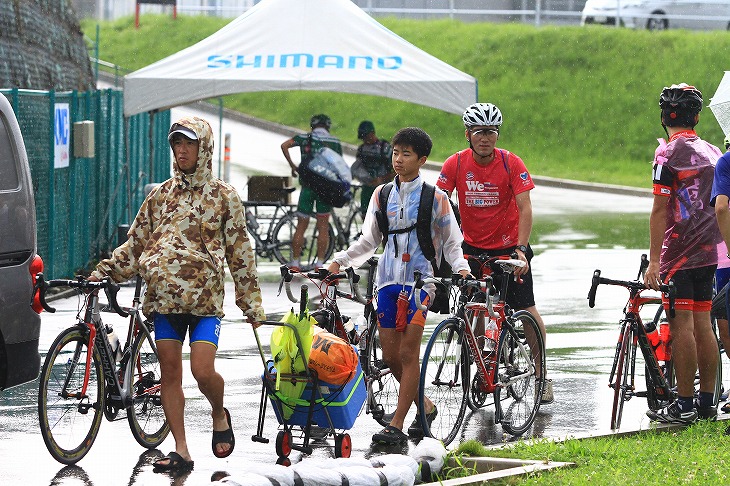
[47,90,56,276]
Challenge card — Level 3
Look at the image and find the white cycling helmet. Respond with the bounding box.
[462,103,503,127]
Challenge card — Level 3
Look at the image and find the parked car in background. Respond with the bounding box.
[581,0,730,30]
[0,94,43,391]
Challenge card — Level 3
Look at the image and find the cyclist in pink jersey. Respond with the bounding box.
[436,102,552,404]
[645,83,722,424]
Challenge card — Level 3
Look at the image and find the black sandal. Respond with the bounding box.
[372,425,409,445]
[407,406,438,437]
[153,452,194,472]
[212,407,235,458]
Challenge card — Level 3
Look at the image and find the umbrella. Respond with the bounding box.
[709,71,730,135]
[270,285,315,418]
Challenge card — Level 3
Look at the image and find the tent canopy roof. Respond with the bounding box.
[123,0,477,116]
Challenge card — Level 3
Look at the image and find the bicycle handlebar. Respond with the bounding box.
[32,273,129,318]
[412,271,488,312]
[278,265,366,305]
[587,268,676,318]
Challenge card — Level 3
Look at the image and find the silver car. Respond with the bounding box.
[581,0,730,30]
[0,94,43,390]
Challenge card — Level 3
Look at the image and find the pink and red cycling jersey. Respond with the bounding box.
[651,130,722,276]
[437,148,534,250]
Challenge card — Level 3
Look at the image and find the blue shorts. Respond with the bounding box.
[376,284,429,329]
[716,267,730,293]
[154,314,221,347]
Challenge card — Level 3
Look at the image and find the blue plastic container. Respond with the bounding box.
[268,358,366,430]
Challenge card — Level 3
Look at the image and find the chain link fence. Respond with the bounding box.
[1,88,171,278]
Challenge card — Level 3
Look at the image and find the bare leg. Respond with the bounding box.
[379,324,432,430]
[693,311,719,395]
[315,213,330,261]
[291,215,310,262]
[156,340,191,463]
[522,305,547,377]
[190,342,231,457]
[671,309,700,397]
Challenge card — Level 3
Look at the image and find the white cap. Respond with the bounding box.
[168,126,198,141]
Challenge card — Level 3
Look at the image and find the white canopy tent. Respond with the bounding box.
[123,0,477,117]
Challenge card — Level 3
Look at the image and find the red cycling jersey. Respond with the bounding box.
[437,148,534,250]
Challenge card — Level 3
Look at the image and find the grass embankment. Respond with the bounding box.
[450,421,730,484]
[82,15,730,187]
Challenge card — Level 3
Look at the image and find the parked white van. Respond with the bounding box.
[0,94,43,390]
[581,0,730,30]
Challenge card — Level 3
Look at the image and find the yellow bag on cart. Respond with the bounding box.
[270,309,315,418]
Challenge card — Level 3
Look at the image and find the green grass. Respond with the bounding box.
[452,421,730,484]
[82,15,730,188]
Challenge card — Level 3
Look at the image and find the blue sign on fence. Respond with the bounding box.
[54,103,70,168]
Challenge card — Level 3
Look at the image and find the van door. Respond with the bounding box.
[0,94,41,390]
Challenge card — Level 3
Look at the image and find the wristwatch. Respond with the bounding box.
[516,245,528,254]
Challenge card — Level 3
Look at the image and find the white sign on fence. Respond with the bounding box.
[54,103,70,168]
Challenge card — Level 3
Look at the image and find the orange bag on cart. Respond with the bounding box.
[308,327,359,385]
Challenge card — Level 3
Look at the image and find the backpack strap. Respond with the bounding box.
[417,183,437,264]
[375,182,394,249]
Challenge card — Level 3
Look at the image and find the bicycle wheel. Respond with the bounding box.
[271,212,335,267]
[419,318,469,446]
[610,327,632,430]
[127,325,169,448]
[494,310,545,436]
[38,327,104,465]
[346,210,364,245]
[363,314,398,427]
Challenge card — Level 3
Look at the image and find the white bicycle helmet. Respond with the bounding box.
[462,103,503,127]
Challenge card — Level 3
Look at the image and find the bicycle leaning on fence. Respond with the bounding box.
[413,254,546,446]
[279,260,399,428]
[34,274,169,465]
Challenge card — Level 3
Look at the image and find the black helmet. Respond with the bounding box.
[659,83,703,127]
[357,120,375,139]
[310,114,332,130]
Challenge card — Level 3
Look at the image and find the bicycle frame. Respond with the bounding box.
[244,201,294,258]
[462,255,537,398]
[608,292,671,405]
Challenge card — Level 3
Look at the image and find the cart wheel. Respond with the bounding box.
[335,433,352,458]
[276,456,291,466]
[275,430,292,458]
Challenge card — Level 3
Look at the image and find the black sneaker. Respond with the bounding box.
[646,400,698,424]
[694,399,718,421]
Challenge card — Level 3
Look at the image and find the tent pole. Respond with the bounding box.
[218,97,223,179]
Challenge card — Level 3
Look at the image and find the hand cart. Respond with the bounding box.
[251,285,365,465]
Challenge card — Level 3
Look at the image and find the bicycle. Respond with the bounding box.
[279,260,399,427]
[589,255,724,429]
[243,186,335,268]
[414,255,546,446]
[33,274,169,465]
[330,184,364,250]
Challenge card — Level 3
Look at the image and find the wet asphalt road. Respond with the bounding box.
[5,186,723,486]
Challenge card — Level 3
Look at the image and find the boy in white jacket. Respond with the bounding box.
[328,127,469,444]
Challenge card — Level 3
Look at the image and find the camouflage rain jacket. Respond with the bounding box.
[92,117,265,322]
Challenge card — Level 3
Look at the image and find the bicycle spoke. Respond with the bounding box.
[127,328,169,448]
[419,319,468,446]
[495,311,544,436]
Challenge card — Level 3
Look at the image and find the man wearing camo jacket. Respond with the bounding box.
[91,116,265,472]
